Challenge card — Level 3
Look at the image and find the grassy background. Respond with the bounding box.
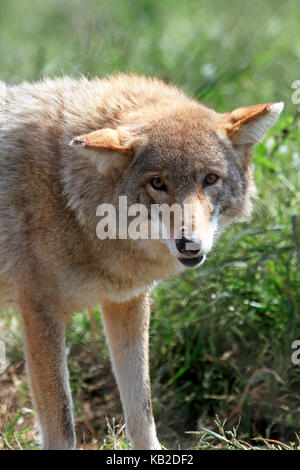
[0,0,299,450]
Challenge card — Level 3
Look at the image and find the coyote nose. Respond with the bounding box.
[175,236,201,256]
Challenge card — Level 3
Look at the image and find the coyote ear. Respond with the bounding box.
[69,128,134,155]
[223,102,284,145]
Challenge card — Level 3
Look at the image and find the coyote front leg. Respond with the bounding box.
[101,293,160,450]
[21,299,75,450]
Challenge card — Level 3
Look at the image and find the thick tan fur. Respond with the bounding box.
[0,74,283,449]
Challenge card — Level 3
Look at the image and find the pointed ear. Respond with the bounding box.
[69,128,134,155]
[223,102,284,145]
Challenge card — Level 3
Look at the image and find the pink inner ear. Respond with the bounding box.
[71,129,134,155]
[227,103,272,139]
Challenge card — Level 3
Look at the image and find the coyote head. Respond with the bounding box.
[70,78,283,269]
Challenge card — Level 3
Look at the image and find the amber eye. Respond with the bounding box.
[150,177,167,191]
[204,173,219,186]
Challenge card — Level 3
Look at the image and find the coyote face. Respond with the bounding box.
[118,111,254,268]
[72,95,283,271]
[0,74,283,450]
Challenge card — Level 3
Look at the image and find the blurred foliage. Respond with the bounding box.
[0,0,299,449]
[0,0,300,111]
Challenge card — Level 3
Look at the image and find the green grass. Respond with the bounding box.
[0,0,299,450]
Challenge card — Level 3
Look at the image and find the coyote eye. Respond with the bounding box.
[204,173,219,186]
[150,177,167,191]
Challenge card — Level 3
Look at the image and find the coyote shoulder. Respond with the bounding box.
[0,74,283,449]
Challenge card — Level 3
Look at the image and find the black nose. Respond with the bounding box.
[175,236,201,256]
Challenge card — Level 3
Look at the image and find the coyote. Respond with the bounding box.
[0,75,283,449]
